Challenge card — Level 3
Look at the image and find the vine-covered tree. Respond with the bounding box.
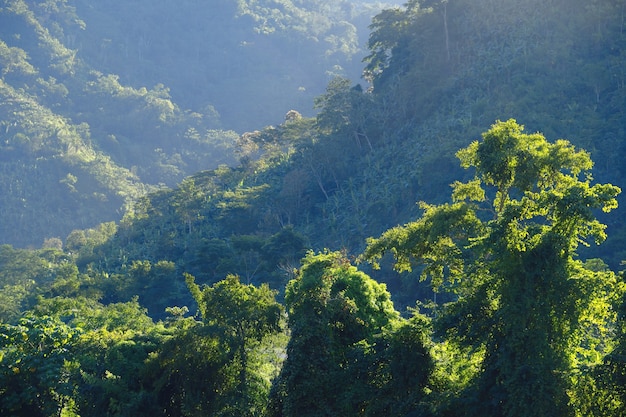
[361,119,622,417]
[268,250,433,417]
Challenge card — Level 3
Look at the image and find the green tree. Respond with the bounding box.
[361,119,621,417]
[0,314,81,417]
[172,178,204,235]
[268,250,432,417]
[31,295,169,417]
[148,318,235,417]
[186,273,284,416]
[588,267,626,417]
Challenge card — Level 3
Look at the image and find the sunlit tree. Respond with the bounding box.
[362,119,622,417]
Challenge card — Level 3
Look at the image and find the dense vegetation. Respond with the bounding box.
[2,0,626,416]
[0,0,390,247]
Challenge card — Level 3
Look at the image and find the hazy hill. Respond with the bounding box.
[0,0,394,247]
[70,0,394,131]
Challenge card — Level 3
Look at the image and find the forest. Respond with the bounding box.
[2,0,626,416]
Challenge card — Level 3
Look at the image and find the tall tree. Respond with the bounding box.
[361,119,621,417]
[186,273,284,416]
[268,250,433,417]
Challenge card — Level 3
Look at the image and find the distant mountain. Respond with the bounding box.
[66,0,393,131]
[0,0,392,247]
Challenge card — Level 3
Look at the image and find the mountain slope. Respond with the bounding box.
[67,0,391,131]
[79,0,626,314]
[0,0,391,247]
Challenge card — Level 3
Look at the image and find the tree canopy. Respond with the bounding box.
[362,119,623,416]
[268,250,433,417]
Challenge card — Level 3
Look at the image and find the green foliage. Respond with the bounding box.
[186,274,283,343]
[578,266,626,417]
[2,0,626,415]
[0,314,81,417]
[269,250,433,417]
[148,320,237,416]
[186,273,285,416]
[362,120,622,417]
[0,244,84,323]
[33,296,171,417]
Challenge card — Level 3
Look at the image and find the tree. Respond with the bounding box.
[0,315,81,417]
[148,318,235,417]
[268,250,432,417]
[588,267,626,417]
[30,294,173,417]
[364,6,413,83]
[361,119,621,417]
[172,178,204,235]
[186,273,284,416]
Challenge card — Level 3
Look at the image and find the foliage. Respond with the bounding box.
[1,0,626,415]
[0,244,85,323]
[186,273,285,416]
[268,250,433,417]
[0,314,81,417]
[362,120,622,416]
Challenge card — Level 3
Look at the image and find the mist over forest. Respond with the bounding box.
[0,0,401,247]
[69,0,403,131]
[2,1,626,416]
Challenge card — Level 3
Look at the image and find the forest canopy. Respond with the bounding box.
[2,0,626,416]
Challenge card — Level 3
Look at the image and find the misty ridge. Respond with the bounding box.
[0,0,401,247]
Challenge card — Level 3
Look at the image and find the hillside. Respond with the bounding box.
[0,0,392,247]
[1,0,624,298]
[70,0,391,131]
[48,0,626,315]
